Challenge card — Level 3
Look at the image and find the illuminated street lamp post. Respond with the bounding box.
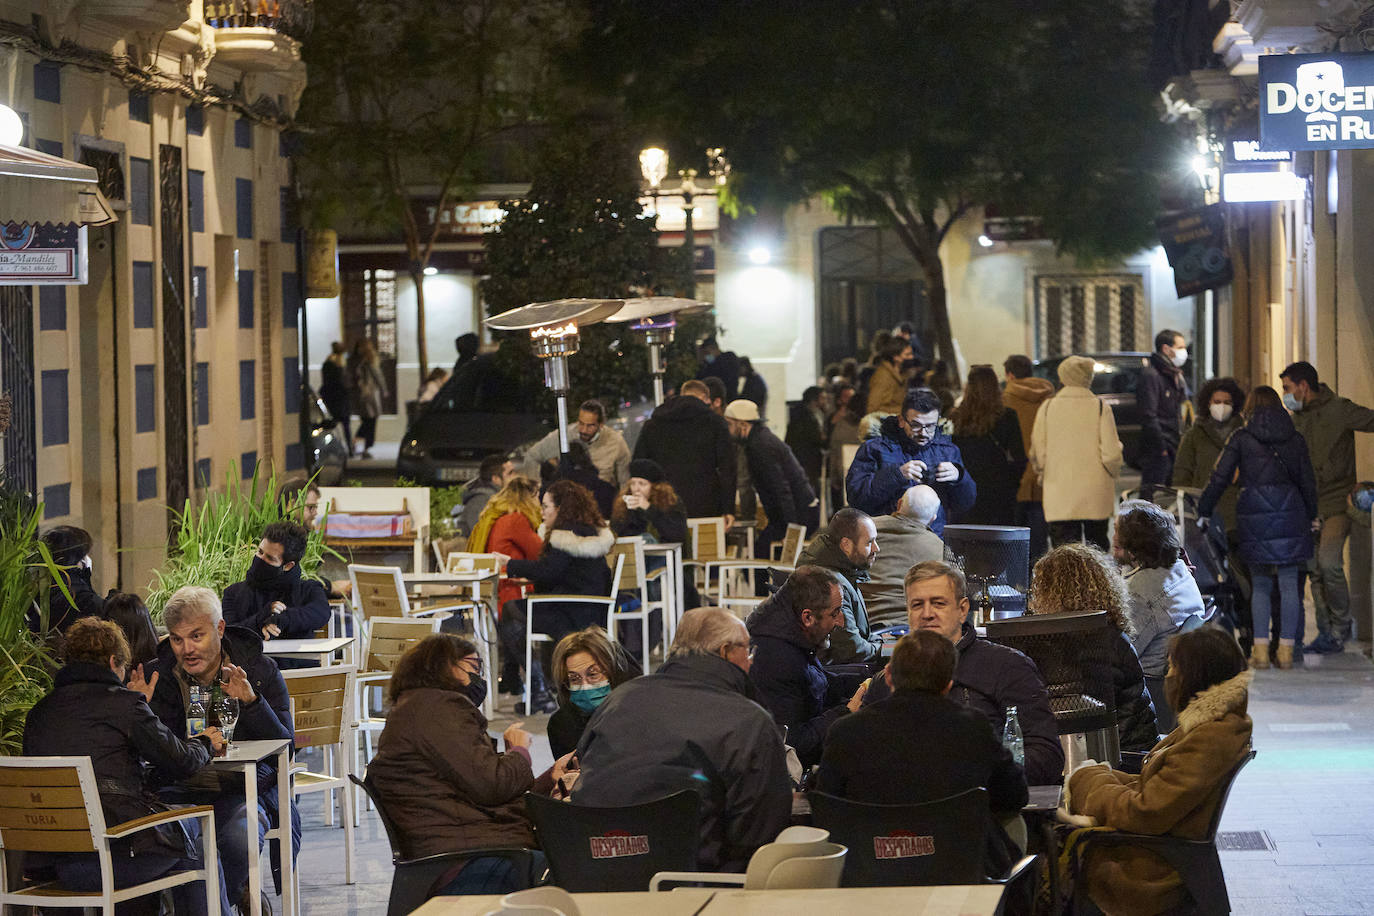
[639,147,729,299]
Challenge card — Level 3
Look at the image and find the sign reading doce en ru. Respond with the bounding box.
[1260,52,1374,151]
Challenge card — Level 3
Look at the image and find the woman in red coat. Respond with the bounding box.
[467,476,543,690]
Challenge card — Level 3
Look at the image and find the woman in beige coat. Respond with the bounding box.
[1065,627,1253,916]
[1030,355,1123,551]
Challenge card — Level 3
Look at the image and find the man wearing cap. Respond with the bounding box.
[725,399,817,563]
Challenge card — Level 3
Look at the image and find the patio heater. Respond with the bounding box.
[485,298,624,454]
[607,296,712,406]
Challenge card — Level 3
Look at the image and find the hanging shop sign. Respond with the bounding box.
[1259,52,1374,150]
[305,228,340,298]
[0,222,87,285]
[1156,204,1232,297]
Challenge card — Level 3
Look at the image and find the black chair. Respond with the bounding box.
[809,788,1036,903]
[1067,748,1257,915]
[349,774,538,916]
[983,609,1122,765]
[524,789,701,891]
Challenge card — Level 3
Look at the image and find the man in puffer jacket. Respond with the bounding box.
[845,388,975,534]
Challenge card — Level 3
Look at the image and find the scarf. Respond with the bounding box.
[466,492,542,553]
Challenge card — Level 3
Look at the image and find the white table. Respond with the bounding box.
[262,636,355,667]
[414,889,714,916]
[402,569,500,715]
[643,541,685,643]
[209,737,295,916]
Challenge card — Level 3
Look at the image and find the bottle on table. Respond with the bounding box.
[187,685,208,738]
[1002,704,1024,768]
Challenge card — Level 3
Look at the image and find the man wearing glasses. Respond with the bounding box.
[845,388,976,534]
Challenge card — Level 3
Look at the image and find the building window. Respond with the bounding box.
[280,186,295,243]
[132,261,155,328]
[38,286,65,331]
[238,269,255,328]
[35,138,62,157]
[33,62,60,104]
[193,266,208,329]
[130,157,152,226]
[284,356,301,414]
[188,169,205,233]
[235,118,252,149]
[240,360,256,420]
[136,467,158,501]
[128,90,150,124]
[285,442,304,471]
[235,178,253,239]
[1034,274,1148,359]
[196,457,212,487]
[42,483,70,519]
[134,364,156,433]
[40,369,68,446]
[187,105,204,136]
[195,362,210,426]
[282,272,299,329]
[240,451,258,478]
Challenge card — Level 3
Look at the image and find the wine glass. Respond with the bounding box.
[216,695,241,751]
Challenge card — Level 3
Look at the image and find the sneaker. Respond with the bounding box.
[1307,634,1345,655]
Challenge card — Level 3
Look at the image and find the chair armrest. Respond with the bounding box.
[410,608,455,620]
[526,595,616,607]
[106,804,215,838]
[993,853,1039,886]
[645,567,667,581]
[649,871,746,892]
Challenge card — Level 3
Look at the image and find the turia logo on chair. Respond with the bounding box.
[588,831,651,859]
[873,831,935,859]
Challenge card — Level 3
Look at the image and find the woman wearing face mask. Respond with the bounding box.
[546,627,637,759]
[33,525,105,635]
[1198,386,1318,670]
[367,634,572,894]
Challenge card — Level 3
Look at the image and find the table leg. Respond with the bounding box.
[245,763,261,916]
[673,546,685,634]
[475,580,496,719]
[278,746,296,916]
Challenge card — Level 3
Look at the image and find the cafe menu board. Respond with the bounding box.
[0,221,87,285]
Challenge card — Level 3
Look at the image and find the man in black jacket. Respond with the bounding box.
[746,567,868,767]
[864,561,1064,785]
[137,586,299,912]
[696,336,741,401]
[574,607,791,871]
[222,521,330,643]
[726,399,818,562]
[634,380,737,522]
[785,386,828,498]
[1137,328,1190,499]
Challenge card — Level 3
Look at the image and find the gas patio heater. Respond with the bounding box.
[607,296,712,405]
[485,298,624,454]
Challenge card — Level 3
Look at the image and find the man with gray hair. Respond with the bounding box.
[573,607,791,871]
[135,586,298,914]
[860,485,956,628]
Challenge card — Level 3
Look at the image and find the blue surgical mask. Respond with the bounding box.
[1282,392,1302,412]
[568,682,611,713]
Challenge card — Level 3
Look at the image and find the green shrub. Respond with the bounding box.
[0,483,63,756]
[398,477,465,539]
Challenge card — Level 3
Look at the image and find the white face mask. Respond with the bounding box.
[1209,403,1233,423]
[1170,348,1188,368]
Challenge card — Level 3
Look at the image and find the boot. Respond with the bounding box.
[1276,643,1294,670]
[1250,642,1270,670]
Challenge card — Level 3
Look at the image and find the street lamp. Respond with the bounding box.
[639,147,729,299]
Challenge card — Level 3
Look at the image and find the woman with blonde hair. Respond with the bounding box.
[950,365,1026,525]
[467,475,543,693]
[547,627,638,758]
[1027,543,1159,751]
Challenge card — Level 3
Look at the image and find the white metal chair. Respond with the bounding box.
[523,554,625,707]
[348,563,466,623]
[0,756,220,913]
[651,825,846,891]
[283,665,357,888]
[609,538,667,673]
[441,551,504,715]
[685,516,735,600]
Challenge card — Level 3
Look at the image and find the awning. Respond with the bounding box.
[0,142,117,226]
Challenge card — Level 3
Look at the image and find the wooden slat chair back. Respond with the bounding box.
[284,666,357,886]
[688,517,728,563]
[609,538,667,672]
[778,523,807,567]
[349,565,411,622]
[443,552,502,607]
[0,757,219,911]
[364,617,440,675]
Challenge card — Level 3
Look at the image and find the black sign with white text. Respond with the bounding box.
[1157,205,1232,298]
[1260,52,1374,151]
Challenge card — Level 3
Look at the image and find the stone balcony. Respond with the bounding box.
[211,25,301,74]
[86,0,191,33]
[1233,0,1358,51]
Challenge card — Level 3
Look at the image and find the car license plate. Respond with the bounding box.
[436,467,466,481]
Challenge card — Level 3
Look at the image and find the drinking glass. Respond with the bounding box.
[216,695,241,750]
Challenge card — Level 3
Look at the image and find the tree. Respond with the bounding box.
[576,0,1187,378]
[483,124,710,414]
[296,0,576,378]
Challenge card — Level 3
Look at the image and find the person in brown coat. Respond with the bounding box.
[1065,627,1252,916]
[1003,354,1055,559]
[366,634,574,894]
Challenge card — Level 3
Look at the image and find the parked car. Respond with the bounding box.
[304,385,348,484]
[1033,352,1149,470]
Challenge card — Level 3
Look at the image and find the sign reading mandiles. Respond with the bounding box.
[1260,52,1374,151]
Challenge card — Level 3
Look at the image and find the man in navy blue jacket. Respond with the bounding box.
[845,388,976,533]
[222,521,330,642]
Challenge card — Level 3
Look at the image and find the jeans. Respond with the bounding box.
[435,851,547,895]
[1138,447,1175,501]
[49,819,233,916]
[1048,519,1110,553]
[1310,513,1353,641]
[1015,501,1049,564]
[1252,564,1302,642]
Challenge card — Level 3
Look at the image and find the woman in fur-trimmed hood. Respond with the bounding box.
[1065,627,1253,916]
[495,479,615,712]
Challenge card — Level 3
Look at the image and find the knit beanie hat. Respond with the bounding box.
[1057,355,1096,389]
[627,459,666,484]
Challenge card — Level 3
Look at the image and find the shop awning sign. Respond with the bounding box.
[1260,52,1374,151]
[1157,204,1232,298]
[0,222,86,285]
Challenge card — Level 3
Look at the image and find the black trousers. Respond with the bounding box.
[1048,519,1110,553]
[1137,447,1175,501]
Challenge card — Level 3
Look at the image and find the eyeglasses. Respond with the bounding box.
[459,656,484,677]
[724,641,756,661]
[566,664,605,686]
[903,418,939,433]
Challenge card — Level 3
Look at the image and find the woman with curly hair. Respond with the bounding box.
[1113,500,1206,680]
[951,365,1026,525]
[494,480,614,713]
[610,459,687,545]
[1027,543,1159,751]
